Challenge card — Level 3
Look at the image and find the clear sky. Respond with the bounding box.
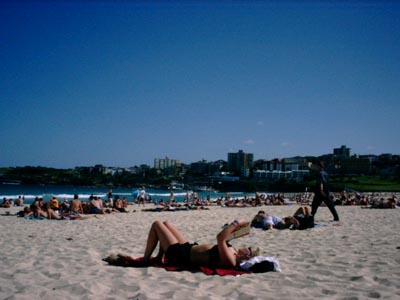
[1,1,399,169]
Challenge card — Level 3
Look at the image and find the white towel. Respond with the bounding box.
[239,256,282,272]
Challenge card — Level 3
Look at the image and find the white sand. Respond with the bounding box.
[0,204,399,300]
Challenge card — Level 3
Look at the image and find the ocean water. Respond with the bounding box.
[0,183,249,204]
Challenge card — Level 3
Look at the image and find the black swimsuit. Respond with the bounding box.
[164,242,197,267]
[295,214,314,230]
[165,242,232,268]
[207,243,233,268]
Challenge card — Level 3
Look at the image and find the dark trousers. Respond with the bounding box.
[311,193,339,221]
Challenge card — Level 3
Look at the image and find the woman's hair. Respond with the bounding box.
[41,203,49,210]
[236,246,261,263]
[249,246,260,257]
[282,217,295,229]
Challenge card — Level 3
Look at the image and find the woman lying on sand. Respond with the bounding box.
[284,206,315,230]
[251,206,314,230]
[134,220,259,269]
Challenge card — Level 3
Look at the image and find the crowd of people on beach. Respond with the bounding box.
[0,193,132,219]
[1,190,397,221]
[1,191,398,211]
[1,166,399,221]
[0,195,24,208]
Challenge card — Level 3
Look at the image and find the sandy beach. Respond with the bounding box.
[0,203,399,300]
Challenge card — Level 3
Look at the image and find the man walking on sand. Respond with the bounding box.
[311,161,340,221]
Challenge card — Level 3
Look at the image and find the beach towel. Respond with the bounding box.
[102,254,280,276]
[23,214,92,221]
[240,256,281,273]
[24,215,47,220]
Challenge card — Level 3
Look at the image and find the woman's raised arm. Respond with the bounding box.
[216,219,246,267]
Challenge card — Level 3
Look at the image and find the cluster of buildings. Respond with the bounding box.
[82,145,399,185]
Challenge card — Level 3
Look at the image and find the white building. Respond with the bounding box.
[254,169,309,182]
[154,157,179,170]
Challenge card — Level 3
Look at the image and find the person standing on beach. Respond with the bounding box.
[138,187,146,207]
[311,161,340,221]
[185,190,191,204]
[169,191,174,204]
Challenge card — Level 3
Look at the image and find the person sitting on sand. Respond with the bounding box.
[121,197,129,208]
[32,197,44,210]
[41,203,62,219]
[70,194,83,214]
[1,198,11,208]
[50,197,60,211]
[113,195,128,213]
[15,196,24,207]
[59,198,70,213]
[89,196,105,214]
[30,203,44,218]
[131,219,259,269]
[29,203,50,219]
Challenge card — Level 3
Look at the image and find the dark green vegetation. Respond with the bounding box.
[1,166,399,192]
[217,176,400,193]
[329,175,400,192]
[0,167,158,188]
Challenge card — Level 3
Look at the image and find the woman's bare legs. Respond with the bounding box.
[152,221,189,262]
[303,206,311,215]
[47,208,61,219]
[293,206,310,216]
[143,221,187,263]
[163,221,188,244]
[293,207,304,216]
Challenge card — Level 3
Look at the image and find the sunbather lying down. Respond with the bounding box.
[106,219,260,269]
[251,206,314,230]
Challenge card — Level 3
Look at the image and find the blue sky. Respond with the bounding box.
[1,1,399,168]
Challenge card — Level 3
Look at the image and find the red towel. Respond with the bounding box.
[103,255,251,276]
